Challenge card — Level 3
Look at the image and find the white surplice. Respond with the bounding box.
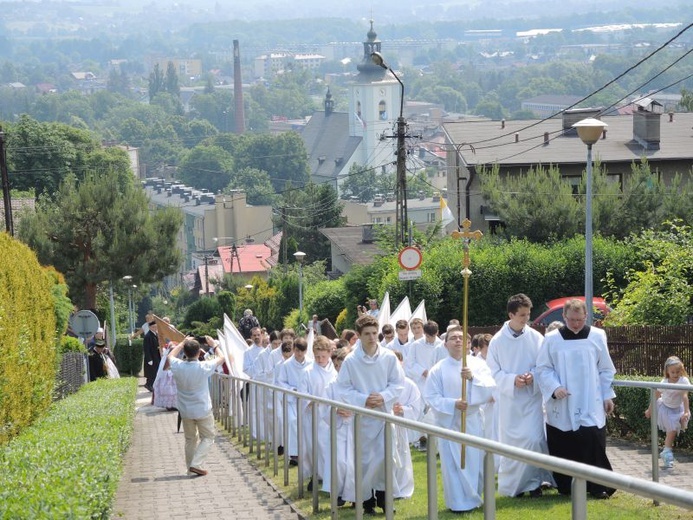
[276,355,311,456]
[320,381,355,499]
[393,377,423,498]
[424,354,496,512]
[486,322,555,496]
[335,344,405,499]
[299,359,338,479]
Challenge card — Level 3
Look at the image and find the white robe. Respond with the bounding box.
[243,344,265,440]
[424,355,496,512]
[393,377,423,498]
[486,322,555,496]
[251,346,272,440]
[271,349,289,447]
[537,327,616,432]
[276,355,311,456]
[299,360,338,479]
[385,336,412,360]
[405,336,444,397]
[335,344,405,499]
[320,381,355,499]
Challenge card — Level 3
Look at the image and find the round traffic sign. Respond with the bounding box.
[69,309,100,339]
[398,246,423,270]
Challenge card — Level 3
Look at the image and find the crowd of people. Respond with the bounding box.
[89,297,690,514]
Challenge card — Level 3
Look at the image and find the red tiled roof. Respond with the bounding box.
[217,244,272,274]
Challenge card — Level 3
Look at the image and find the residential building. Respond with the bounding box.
[521,95,584,118]
[443,106,693,235]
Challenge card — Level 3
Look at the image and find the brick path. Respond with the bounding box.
[113,380,693,518]
[112,382,300,520]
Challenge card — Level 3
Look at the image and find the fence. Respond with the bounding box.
[211,373,693,520]
[54,352,86,400]
[468,325,693,376]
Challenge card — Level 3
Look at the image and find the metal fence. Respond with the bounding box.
[54,352,86,400]
[210,373,693,520]
[468,325,693,376]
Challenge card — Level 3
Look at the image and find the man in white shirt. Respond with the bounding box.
[168,338,225,477]
[335,314,404,515]
[537,299,617,499]
[486,293,554,497]
[386,320,411,359]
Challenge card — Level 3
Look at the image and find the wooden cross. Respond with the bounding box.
[451,218,482,468]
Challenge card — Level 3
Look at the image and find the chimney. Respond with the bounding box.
[562,107,602,132]
[602,129,607,139]
[514,133,519,143]
[669,112,674,123]
[633,98,663,150]
[361,223,374,243]
[233,40,245,133]
[501,118,505,129]
[543,132,549,145]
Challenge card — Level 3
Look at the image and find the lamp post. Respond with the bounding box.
[371,51,408,248]
[213,236,235,245]
[293,251,306,315]
[573,117,608,325]
[122,275,134,336]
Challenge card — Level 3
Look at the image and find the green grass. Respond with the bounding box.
[224,429,693,519]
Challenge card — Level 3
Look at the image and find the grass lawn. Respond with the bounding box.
[225,431,693,519]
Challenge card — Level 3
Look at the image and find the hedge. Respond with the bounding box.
[113,336,144,376]
[0,233,57,444]
[608,375,692,451]
[0,377,137,519]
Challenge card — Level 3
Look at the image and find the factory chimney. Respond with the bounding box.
[233,40,245,133]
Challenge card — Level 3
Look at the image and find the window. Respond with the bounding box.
[357,101,362,118]
[427,212,436,222]
[379,100,387,120]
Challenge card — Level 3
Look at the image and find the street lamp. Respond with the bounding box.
[244,284,253,291]
[122,275,134,336]
[293,251,306,315]
[213,236,235,245]
[573,117,608,325]
[371,51,408,247]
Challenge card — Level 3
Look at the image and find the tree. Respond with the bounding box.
[340,163,393,202]
[148,63,165,102]
[178,144,234,193]
[479,163,582,242]
[18,171,183,310]
[226,167,276,206]
[681,88,693,112]
[165,61,181,97]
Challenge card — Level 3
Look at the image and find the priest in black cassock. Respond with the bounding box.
[143,320,161,392]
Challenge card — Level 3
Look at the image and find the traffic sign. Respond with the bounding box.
[69,309,100,339]
[398,246,423,270]
[398,269,422,281]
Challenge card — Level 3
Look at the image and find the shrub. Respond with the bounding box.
[113,336,143,376]
[0,234,57,444]
[304,278,347,324]
[0,377,136,518]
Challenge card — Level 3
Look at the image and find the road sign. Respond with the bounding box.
[398,246,423,270]
[398,269,422,281]
[69,309,100,339]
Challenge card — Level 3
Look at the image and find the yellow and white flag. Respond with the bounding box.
[440,196,455,227]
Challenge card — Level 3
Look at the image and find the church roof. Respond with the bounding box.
[301,111,361,180]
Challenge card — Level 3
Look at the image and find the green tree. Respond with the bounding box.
[165,61,180,97]
[479,163,582,242]
[18,172,183,310]
[226,167,276,206]
[178,144,234,193]
[340,163,393,202]
[148,63,165,102]
[681,88,693,111]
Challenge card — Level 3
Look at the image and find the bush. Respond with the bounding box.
[0,377,136,518]
[608,375,693,451]
[113,336,143,376]
[304,278,347,324]
[0,234,57,444]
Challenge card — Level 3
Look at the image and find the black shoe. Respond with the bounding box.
[336,497,345,507]
[307,478,313,492]
[277,445,284,456]
[144,384,153,392]
[363,507,377,515]
[514,492,525,498]
[590,491,610,500]
[529,487,542,498]
[289,457,298,467]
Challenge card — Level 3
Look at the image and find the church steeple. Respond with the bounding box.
[324,87,334,115]
[357,20,386,77]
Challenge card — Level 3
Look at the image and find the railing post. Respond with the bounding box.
[297,396,304,499]
[283,392,289,487]
[571,478,587,520]
[264,386,270,466]
[384,422,394,520]
[256,383,262,459]
[483,450,496,519]
[248,383,254,452]
[273,389,279,476]
[427,435,438,520]
[650,387,660,506]
[330,407,338,520]
[312,402,320,513]
[354,414,363,519]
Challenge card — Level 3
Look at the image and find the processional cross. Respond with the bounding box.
[451,218,483,469]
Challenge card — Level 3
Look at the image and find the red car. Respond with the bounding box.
[532,297,610,327]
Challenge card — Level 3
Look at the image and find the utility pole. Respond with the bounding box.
[0,128,13,236]
[395,114,408,247]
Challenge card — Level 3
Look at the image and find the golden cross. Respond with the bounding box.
[450,218,482,468]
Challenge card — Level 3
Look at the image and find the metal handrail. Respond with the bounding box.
[211,374,693,520]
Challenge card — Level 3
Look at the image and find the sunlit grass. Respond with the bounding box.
[224,428,693,519]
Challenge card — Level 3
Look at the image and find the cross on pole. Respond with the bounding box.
[451,218,483,469]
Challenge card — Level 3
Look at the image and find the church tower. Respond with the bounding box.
[349,21,401,172]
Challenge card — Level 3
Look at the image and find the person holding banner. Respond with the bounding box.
[168,338,225,477]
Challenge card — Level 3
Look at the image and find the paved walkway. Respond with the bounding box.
[113,379,693,519]
[112,381,300,520]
